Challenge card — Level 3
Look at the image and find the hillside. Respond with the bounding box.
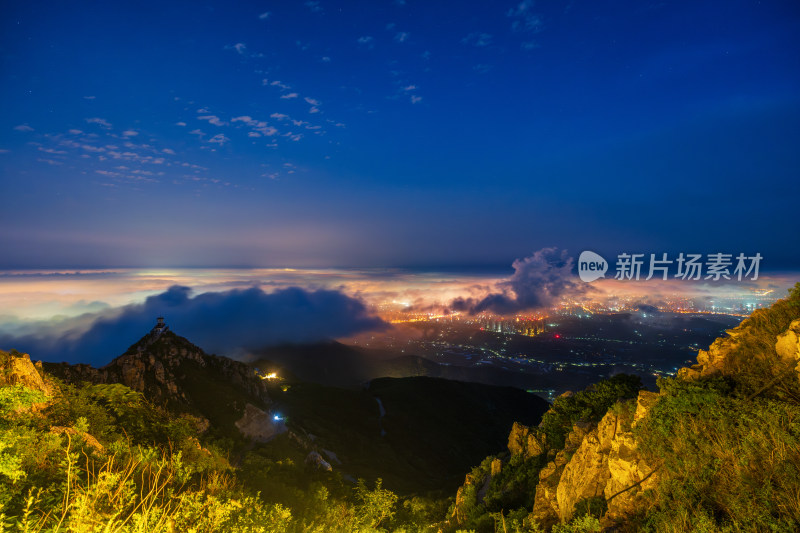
[446,283,800,532]
[0,317,553,531]
[270,376,549,493]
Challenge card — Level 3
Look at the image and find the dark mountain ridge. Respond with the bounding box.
[44,327,270,434]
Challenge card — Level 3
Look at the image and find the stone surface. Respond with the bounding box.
[305,451,333,471]
[679,315,800,381]
[531,400,660,526]
[508,421,546,458]
[531,421,595,528]
[0,349,51,395]
[775,318,800,375]
[490,457,502,477]
[555,414,617,522]
[634,390,660,426]
[235,403,285,442]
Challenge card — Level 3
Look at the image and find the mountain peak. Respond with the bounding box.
[45,320,270,434]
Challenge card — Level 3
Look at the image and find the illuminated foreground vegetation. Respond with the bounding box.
[0,378,443,532]
[1,284,799,532]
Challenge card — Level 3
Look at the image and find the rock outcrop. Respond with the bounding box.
[678,327,742,380]
[0,349,52,396]
[678,312,800,382]
[508,421,546,458]
[305,451,333,472]
[0,349,54,413]
[451,457,504,524]
[775,318,800,375]
[529,391,660,528]
[235,403,286,442]
[531,420,594,527]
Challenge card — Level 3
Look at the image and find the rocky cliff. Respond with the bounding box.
[0,349,52,395]
[529,390,660,528]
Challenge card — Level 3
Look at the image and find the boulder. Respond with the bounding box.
[305,451,332,471]
[508,421,546,458]
[0,349,51,395]
[775,318,800,375]
[235,403,285,442]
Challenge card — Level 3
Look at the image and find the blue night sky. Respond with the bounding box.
[1,0,798,270]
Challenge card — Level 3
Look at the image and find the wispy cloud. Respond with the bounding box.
[225,43,248,55]
[305,1,323,14]
[175,122,187,127]
[38,146,67,154]
[394,31,409,43]
[13,124,34,132]
[121,130,139,137]
[80,145,105,153]
[83,96,96,100]
[232,116,278,137]
[198,115,227,126]
[397,84,422,104]
[85,117,112,129]
[507,0,543,34]
[304,97,320,106]
[357,36,375,48]
[462,32,493,47]
[265,79,292,90]
[258,12,270,20]
[280,93,299,99]
[208,134,230,145]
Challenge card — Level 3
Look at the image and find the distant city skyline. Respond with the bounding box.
[1,1,799,269]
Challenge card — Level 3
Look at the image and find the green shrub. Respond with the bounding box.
[634,376,800,531]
